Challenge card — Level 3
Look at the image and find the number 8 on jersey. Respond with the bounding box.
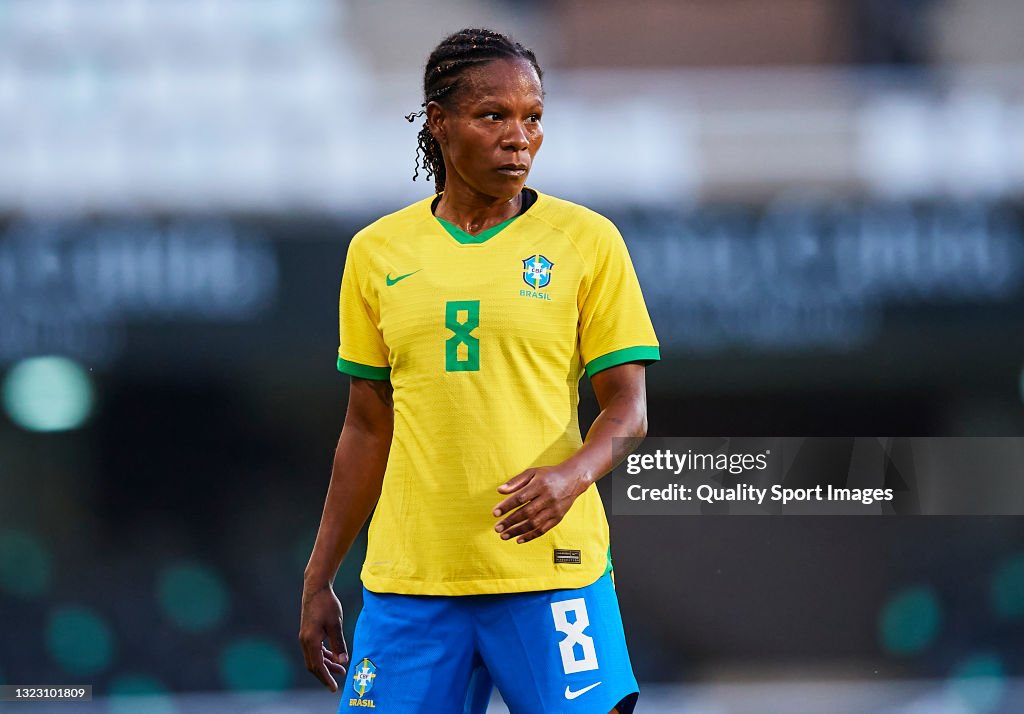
[445,300,480,372]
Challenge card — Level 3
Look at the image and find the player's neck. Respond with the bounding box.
[433,184,523,236]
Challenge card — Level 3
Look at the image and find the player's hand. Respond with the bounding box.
[298,583,349,692]
[492,465,589,543]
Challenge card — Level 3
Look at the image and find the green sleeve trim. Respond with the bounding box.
[585,345,661,378]
[337,356,391,380]
[604,546,614,577]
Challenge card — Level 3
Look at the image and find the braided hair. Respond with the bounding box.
[406,28,543,194]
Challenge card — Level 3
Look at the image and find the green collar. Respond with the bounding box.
[436,214,521,245]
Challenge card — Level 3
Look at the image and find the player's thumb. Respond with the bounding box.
[498,469,535,493]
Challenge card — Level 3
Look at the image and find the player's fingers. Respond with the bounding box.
[494,493,543,531]
[314,662,339,692]
[500,500,538,524]
[327,621,348,666]
[502,501,561,538]
[493,487,565,532]
[307,649,339,692]
[322,646,348,675]
[493,483,541,517]
[299,630,340,691]
[498,515,541,540]
[497,499,551,533]
[496,469,535,495]
[513,517,560,544]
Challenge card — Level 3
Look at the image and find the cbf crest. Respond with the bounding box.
[522,254,554,289]
[351,658,377,699]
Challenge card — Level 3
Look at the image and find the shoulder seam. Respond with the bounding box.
[524,206,591,276]
[351,196,436,254]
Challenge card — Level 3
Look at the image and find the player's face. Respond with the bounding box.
[432,58,544,201]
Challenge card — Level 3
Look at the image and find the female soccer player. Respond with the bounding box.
[299,28,659,714]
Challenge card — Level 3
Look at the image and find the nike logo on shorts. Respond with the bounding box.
[564,681,602,699]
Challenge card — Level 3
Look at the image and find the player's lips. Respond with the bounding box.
[497,164,528,176]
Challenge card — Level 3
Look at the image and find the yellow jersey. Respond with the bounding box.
[337,189,659,595]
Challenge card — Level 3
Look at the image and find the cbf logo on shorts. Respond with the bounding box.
[350,658,377,704]
[522,254,554,289]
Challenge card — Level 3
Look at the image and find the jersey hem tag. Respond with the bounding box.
[554,549,582,564]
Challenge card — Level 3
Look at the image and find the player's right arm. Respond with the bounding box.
[298,376,394,692]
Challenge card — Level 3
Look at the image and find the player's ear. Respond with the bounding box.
[426,101,447,146]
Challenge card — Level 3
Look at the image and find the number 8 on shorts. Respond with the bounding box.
[550,597,599,674]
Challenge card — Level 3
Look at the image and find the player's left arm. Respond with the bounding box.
[492,362,647,543]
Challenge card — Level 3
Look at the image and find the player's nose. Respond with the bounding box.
[501,120,529,151]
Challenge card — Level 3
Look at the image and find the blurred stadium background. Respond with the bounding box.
[1,0,1024,712]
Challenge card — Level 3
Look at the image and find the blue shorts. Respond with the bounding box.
[339,573,639,713]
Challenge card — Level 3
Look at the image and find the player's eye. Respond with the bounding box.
[482,112,502,120]
[527,114,542,123]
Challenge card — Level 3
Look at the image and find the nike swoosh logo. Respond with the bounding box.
[385,270,421,286]
[564,682,602,700]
